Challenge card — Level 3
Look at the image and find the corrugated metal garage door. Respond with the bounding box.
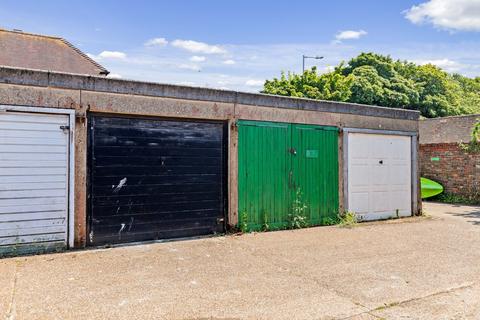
[88,115,226,246]
[0,112,70,254]
[347,133,412,221]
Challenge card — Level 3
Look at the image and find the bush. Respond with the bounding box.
[431,193,480,206]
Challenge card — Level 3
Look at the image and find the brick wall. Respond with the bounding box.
[420,143,480,198]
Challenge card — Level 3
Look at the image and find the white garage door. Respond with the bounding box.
[0,111,70,253]
[348,133,411,221]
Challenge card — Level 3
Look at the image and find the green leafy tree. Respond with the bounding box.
[262,52,480,118]
[263,66,352,101]
[412,64,460,117]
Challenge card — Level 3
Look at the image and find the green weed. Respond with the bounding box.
[262,213,270,232]
[239,211,249,233]
[323,216,340,226]
[338,211,358,228]
[288,188,310,229]
[432,192,480,206]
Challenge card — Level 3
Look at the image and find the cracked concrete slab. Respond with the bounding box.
[0,202,479,319]
[370,283,480,319]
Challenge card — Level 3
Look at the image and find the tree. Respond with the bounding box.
[263,66,352,101]
[262,52,480,118]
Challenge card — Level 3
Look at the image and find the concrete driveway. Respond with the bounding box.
[1,202,480,320]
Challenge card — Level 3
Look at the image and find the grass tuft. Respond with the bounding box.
[338,211,358,228]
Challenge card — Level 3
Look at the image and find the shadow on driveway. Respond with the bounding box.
[425,201,480,226]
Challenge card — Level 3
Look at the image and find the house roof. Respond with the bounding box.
[0,29,109,75]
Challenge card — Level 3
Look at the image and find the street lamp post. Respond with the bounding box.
[302,55,324,73]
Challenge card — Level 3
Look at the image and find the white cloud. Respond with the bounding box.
[223,59,236,65]
[144,37,168,47]
[171,39,227,54]
[177,81,196,86]
[412,58,463,72]
[404,0,480,31]
[90,40,480,93]
[106,73,122,79]
[177,64,201,71]
[98,51,127,60]
[245,79,264,87]
[189,56,206,62]
[90,51,127,61]
[324,65,335,72]
[217,80,230,86]
[335,30,367,41]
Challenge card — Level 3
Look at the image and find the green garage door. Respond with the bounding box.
[238,120,339,231]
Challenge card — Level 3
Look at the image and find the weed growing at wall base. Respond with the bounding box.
[238,188,345,232]
[239,211,249,233]
[338,211,358,228]
[262,213,270,232]
[288,188,310,229]
[431,193,480,206]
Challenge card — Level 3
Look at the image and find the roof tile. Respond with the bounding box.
[0,29,109,75]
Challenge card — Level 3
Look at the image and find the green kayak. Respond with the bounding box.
[421,177,444,199]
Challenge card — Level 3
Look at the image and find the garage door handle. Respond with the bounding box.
[379,160,383,164]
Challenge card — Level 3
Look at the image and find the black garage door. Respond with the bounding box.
[87,115,226,246]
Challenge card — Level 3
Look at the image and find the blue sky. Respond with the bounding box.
[1,0,479,91]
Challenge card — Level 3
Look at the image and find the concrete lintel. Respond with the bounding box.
[235,104,418,132]
[81,90,234,120]
[0,66,49,86]
[0,66,420,121]
[0,83,80,109]
[298,99,419,120]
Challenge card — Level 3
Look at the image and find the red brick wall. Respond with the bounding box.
[420,143,480,198]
